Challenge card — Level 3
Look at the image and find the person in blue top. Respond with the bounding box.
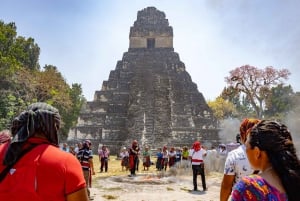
[175,147,182,164]
[156,147,163,171]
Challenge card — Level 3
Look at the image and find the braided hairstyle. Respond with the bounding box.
[249,120,300,201]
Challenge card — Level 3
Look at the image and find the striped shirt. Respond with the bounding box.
[77,148,92,170]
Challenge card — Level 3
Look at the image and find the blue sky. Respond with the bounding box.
[1,0,299,101]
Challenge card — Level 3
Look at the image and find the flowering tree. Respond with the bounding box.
[224,65,290,118]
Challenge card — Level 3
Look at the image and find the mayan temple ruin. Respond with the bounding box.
[68,7,220,153]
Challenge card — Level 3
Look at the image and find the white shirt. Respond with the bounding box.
[168,151,176,158]
[120,151,129,158]
[223,144,253,183]
[188,148,194,157]
[218,148,227,157]
[191,148,206,165]
[162,150,169,159]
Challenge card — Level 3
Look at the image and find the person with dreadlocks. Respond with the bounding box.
[0,102,89,201]
[220,118,260,201]
[77,139,95,199]
[231,120,300,201]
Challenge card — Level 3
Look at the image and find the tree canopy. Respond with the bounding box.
[0,20,85,140]
[224,65,291,118]
[207,97,237,120]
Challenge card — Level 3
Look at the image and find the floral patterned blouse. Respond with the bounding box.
[231,174,287,201]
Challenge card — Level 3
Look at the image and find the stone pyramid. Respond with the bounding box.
[68,7,219,153]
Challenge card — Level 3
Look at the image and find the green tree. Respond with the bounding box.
[0,20,85,139]
[0,93,26,130]
[0,20,40,71]
[0,20,41,117]
[220,86,255,118]
[59,83,86,140]
[207,96,237,120]
[35,65,71,108]
[225,65,290,118]
[265,84,294,119]
[10,36,40,70]
[0,21,17,54]
[0,21,20,83]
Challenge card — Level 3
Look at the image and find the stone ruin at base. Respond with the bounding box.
[68,7,220,154]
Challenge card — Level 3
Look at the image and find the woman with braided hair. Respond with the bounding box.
[231,120,300,201]
[0,102,89,201]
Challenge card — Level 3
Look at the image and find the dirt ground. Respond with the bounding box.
[90,169,223,201]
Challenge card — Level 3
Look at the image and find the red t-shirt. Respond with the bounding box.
[0,138,86,201]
